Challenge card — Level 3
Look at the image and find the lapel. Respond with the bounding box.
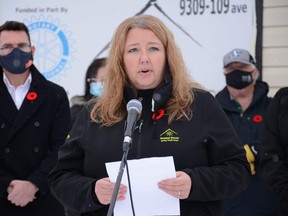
[4,65,48,142]
[0,72,18,125]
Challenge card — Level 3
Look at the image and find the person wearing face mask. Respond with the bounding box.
[216,48,279,216]
[0,21,71,216]
[70,57,106,124]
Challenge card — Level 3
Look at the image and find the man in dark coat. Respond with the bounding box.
[216,48,279,216]
[0,21,71,215]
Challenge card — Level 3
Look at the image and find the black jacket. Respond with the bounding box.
[261,87,288,216]
[0,65,71,215]
[216,81,278,216]
[49,88,250,216]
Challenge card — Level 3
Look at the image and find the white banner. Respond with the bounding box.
[0,0,256,100]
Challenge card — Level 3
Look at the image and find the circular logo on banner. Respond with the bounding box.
[24,15,75,80]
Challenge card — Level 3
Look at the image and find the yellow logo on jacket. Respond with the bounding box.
[160,129,179,142]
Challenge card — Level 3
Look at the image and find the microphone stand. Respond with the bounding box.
[107,138,131,216]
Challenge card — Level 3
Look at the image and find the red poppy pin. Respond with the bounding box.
[253,115,263,123]
[26,91,38,101]
[152,109,165,120]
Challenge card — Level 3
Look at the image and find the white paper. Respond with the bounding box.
[105,156,180,216]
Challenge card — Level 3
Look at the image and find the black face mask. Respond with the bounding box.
[0,48,33,74]
[225,70,253,89]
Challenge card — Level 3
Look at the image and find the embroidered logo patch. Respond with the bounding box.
[160,129,179,142]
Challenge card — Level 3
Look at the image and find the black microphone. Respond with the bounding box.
[124,99,142,144]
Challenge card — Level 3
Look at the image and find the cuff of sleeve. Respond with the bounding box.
[90,180,104,205]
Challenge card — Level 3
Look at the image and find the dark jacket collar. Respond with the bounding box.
[216,80,270,112]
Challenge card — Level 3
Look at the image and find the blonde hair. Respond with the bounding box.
[91,15,203,126]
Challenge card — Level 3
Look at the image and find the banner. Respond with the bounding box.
[0,0,256,100]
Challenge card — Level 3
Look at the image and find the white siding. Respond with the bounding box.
[263,0,288,96]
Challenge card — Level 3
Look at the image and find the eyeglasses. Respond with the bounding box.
[0,43,31,56]
[87,78,98,83]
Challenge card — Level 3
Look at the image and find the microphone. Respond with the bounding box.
[123,99,142,144]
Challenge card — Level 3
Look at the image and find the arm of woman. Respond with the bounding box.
[48,106,106,213]
[184,91,251,201]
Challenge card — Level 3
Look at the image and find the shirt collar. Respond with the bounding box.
[3,72,32,90]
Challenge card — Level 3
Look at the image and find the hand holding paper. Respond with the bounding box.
[105,156,180,216]
[94,177,127,205]
[158,171,192,199]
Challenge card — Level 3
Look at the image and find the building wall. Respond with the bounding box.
[263,0,288,96]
